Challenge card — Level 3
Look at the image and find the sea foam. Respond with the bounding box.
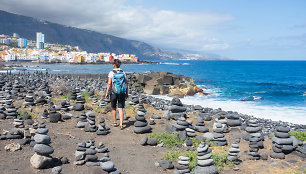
[155,94,306,125]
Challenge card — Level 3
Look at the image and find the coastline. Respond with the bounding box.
[32,72,306,127]
[0,65,305,127]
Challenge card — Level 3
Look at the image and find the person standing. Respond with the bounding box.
[105,59,128,129]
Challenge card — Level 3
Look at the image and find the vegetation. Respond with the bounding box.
[81,91,91,103]
[290,131,306,141]
[164,150,197,171]
[51,93,71,101]
[285,168,306,174]
[204,138,217,147]
[149,132,183,148]
[93,107,103,113]
[212,151,233,171]
[190,137,201,148]
[269,134,275,138]
[17,109,36,118]
[125,105,137,115]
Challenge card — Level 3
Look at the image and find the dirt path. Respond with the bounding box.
[0,105,170,174]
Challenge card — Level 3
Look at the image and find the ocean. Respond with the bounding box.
[10,60,306,124]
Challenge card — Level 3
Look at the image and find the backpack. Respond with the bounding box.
[111,69,126,94]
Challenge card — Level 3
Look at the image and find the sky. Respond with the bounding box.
[0,0,306,60]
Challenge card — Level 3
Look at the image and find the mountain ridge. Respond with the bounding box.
[0,10,227,60]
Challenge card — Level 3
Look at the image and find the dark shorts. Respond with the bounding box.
[110,93,125,109]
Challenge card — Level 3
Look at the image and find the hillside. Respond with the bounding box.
[0,10,225,60]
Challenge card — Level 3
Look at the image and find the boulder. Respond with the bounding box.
[30,153,52,169]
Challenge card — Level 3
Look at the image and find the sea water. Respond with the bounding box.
[15,61,306,124]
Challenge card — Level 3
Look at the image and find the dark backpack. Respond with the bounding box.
[111,69,126,94]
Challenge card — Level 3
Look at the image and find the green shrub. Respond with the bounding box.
[82,91,91,102]
[290,131,306,141]
[164,150,197,171]
[204,138,217,147]
[212,151,233,171]
[190,138,201,148]
[149,132,183,148]
[17,109,36,118]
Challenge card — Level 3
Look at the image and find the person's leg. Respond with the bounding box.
[117,93,125,128]
[118,108,123,128]
[112,108,117,125]
[110,93,118,126]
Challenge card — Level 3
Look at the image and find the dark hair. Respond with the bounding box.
[113,59,121,68]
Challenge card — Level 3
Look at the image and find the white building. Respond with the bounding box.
[36,32,45,49]
[18,38,28,48]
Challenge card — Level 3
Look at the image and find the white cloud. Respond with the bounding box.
[0,0,233,51]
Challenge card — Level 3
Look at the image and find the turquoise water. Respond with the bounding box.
[16,61,306,124]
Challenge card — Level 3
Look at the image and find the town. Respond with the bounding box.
[0,32,139,63]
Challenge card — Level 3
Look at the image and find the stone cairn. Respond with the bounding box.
[30,123,54,169]
[0,106,5,119]
[96,141,108,153]
[41,109,49,119]
[96,118,110,135]
[74,139,98,166]
[76,112,88,128]
[5,128,23,139]
[227,143,241,165]
[194,142,218,174]
[98,98,109,108]
[186,127,196,138]
[129,91,139,105]
[5,102,18,119]
[19,125,31,146]
[89,91,98,105]
[174,156,190,174]
[212,123,227,146]
[172,117,189,140]
[134,110,152,134]
[185,139,194,151]
[24,91,35,107]
[195,117,209,133]
[13,116,25,128]
[215,112,229,133]
[85,111,97,132]
[226,112,241,127]
[168,97,187,120]
[74,139,120,173]
[270,126,293,159]
[245,119,263,160]
[60,99,71,112]
[49,107,62,123]
[70,89,77,100]
[199,108,212,121]
[35,96,47,106]
[73,95,85,111]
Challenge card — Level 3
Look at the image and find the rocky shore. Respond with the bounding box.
[0,71,305,174]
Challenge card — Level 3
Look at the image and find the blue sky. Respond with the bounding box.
[126,0,306,60]
[1,0,306,60]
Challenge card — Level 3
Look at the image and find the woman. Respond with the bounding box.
[105,59,128,129]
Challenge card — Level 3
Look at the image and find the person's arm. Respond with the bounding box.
[125,77,129,99]
[105,77,112,99]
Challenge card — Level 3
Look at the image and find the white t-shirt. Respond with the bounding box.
[108,68,126,79]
